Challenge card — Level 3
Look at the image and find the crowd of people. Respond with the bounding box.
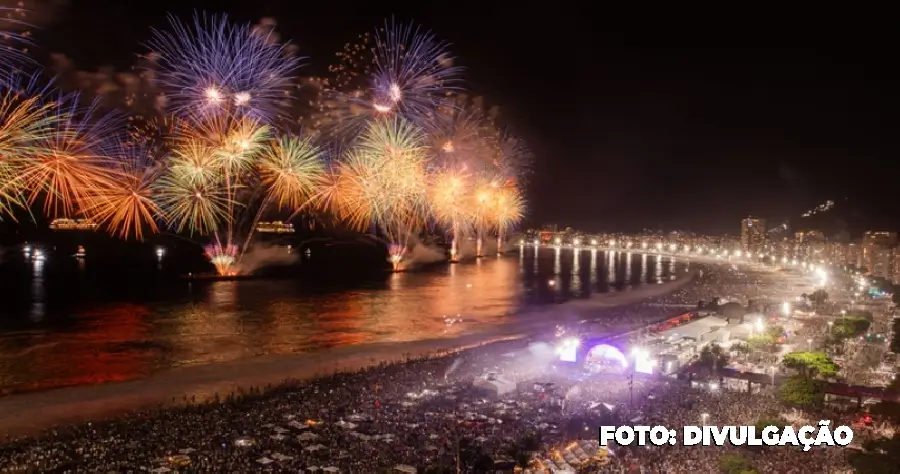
[0,263,866,472]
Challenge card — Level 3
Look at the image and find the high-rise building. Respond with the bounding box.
[847,242,861,268]
[893,251,900,285]
[862,231,898,274]
[871,247,894,280]
[828,242,848,266]
[741,217,767,253]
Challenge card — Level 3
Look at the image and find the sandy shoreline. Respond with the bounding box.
[0,269,698,439]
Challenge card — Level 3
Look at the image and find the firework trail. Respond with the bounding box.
[147,12,302,123]
[322,117,429,270]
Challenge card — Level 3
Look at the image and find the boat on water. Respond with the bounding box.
[73,245,86,258]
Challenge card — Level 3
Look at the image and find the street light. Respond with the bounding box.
[701,413,710,425]
[806,338,813,351]
[770,366,776,385]
[782,302,791,317]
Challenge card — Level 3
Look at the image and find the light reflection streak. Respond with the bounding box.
[570,248,581,295]
[640,253,648,283]
[31,259,45,323]
[655,256,663,283]
[625,252,632,284]
[607,251,615,285]
[553,246,561,275]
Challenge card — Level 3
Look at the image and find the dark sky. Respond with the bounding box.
[30,1,900,236]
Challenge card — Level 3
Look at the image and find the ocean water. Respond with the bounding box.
[0,244,680,394]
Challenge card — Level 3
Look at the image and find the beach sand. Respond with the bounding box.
[0,269,697,439]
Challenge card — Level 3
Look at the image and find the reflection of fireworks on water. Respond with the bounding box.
[204,242,238,275]
[147,13,302,122]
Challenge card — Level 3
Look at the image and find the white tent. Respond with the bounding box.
[394,465,417,474]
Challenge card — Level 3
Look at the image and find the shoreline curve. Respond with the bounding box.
[0,268,698,439]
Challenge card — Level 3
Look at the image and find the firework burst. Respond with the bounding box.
[311,20,462,142]
[80,144,164,240]
[153,162,231,235]
[0,74,61,217]
[147,12,302,122]
[322,117,429,270]
[428,167,473,261]
[492,185,525,250]
[17,96,120,218]
[370,19,462,121]
[204,242,238,275]
[258,135,326,211]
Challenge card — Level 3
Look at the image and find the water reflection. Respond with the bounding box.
[31,259,45,323]
[607,251,615,286]
[0,248,683,394]
[625,252,633,285]
[655,255,663,283]
[641,253,648,283]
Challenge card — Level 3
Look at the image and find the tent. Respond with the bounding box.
[393,465,417,474]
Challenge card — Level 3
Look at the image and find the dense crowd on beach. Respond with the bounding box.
[0,263,864,472]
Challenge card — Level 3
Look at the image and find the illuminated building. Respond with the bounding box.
[49,218,98,231]
[847,242,861,268]
[255,221,295,233]
[871,247,894,280]
[893,252,900,285]
[862,231,897,275]
[794,231,825,261]
[740,217,767,253]
[828,242,848,265]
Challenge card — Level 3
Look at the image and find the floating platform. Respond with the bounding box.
[180,273,255,281]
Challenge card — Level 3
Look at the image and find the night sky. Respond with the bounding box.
[24,2,900,235]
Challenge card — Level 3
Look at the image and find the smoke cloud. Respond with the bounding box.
[237,242,298,274]
[400,238,447,269]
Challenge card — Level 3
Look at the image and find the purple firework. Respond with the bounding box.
[146,12,302,123]
[370,19,464,125]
